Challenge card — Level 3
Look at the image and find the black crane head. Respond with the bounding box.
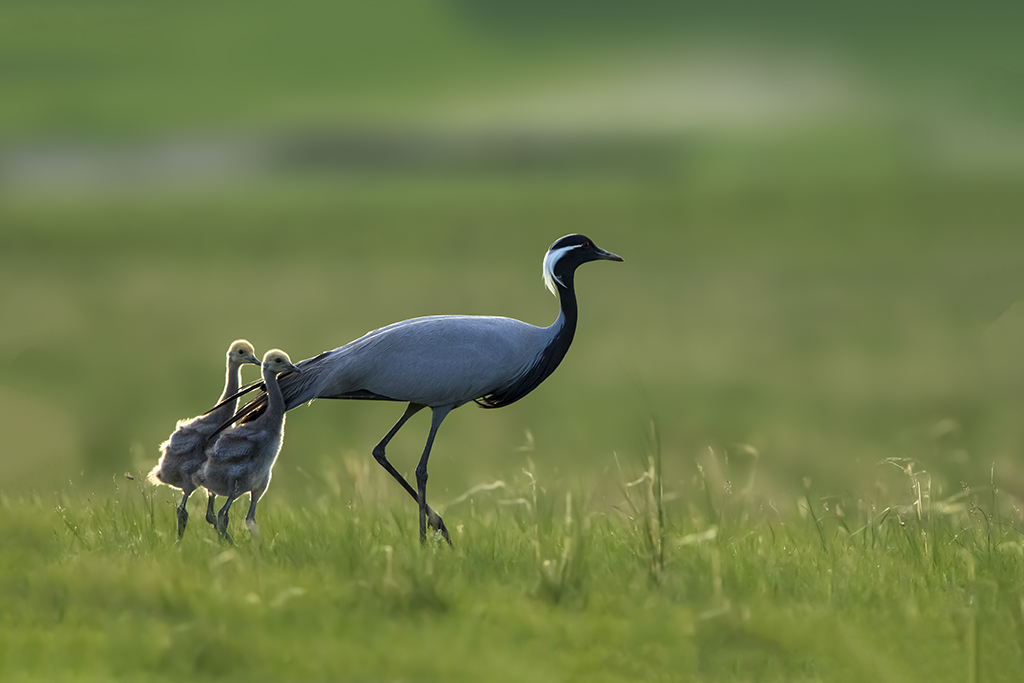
[543,234,623,295]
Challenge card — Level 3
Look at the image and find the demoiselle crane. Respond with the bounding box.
[148,339,260,538]
[218,234,622,543]
[193,350,299,543]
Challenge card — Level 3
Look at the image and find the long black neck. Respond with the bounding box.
[476,273,579,409]
[555,271,579,342]
[544,271,579,367]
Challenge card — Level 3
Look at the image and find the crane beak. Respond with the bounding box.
[594,246,623,262]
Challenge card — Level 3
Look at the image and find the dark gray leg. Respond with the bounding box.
[245,480,269,540]
[415,406,453,544]
[205,491,217,527]
[372,403,424,501]
[216,484,240,544]
[176,485,194,539]
[373,403,450,544]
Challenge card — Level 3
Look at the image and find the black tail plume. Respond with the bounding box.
[202,378,266,416]
[211,392,269,436]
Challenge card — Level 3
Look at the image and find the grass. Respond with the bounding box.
[3,449,1024,682]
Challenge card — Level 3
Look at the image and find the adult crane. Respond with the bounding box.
[218,234,622,543]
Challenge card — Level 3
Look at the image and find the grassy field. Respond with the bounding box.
[4,1,1024,680]
[3,448,1024,682]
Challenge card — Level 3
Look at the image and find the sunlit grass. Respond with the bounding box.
[3,449,1024,682]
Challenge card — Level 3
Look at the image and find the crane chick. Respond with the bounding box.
[194,349,298,543]
[149,339,260,538]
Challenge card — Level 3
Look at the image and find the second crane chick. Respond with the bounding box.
[194,349,299,543]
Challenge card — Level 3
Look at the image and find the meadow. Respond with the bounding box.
[3,443,1024,682]
[4,1,1024,680]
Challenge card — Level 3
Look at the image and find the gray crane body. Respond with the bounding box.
[282,312,564,410]
[216,234,622,544]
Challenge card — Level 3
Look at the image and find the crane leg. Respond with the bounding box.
[205,491,217,527]
[245,480,268,540]
[415,406,453,544]
[216,485,239,545]
[373,403,451,544]
[175,485,194,539]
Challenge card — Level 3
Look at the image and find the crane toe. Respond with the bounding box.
[427,510,451,545]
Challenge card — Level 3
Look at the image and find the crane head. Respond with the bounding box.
[261,349,300,375]
[228,339,260,366]
[543,234,623,296]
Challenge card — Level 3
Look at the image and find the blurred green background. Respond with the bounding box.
[2,0,1023,511]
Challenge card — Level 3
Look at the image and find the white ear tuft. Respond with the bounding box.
[542,244,578,297]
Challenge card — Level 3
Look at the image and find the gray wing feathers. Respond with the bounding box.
[279,316,550,408]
